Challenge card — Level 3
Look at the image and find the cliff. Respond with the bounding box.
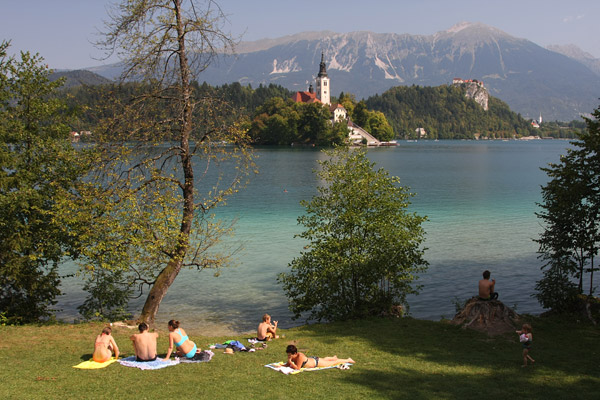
[453,80,489,111]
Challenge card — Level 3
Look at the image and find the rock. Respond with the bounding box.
[451,297,520,336]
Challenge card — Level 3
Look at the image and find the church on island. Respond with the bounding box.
[292,54,381,146]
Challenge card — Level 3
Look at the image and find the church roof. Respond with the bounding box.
[318,52,328,78]
[292,91,321,104]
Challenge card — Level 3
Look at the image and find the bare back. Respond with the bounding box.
[257,322,270,340]
[93,333,117,362]
[170,328,195,356]
[131,331,158,360]
[479,279,493,298]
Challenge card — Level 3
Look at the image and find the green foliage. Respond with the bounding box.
[280,146,428,321]
[77,268,133,321]
[0,311,8,326]
[534,267,579,312]
[60,81,294,134]
[347,100,394,142]
[248,92,394,145]
[195,81,294,115]
[0,41,93,323]
[91,0,255,322]
[365,85,536,139]
[535,104,600,311]
[538,119,584,139]
[248,97,348,145]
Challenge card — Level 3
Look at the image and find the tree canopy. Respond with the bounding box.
[0,42,94,323]
[365,85,536,139]
[279,146,428,321]
[85,0,254,323]
[535,104,600,312]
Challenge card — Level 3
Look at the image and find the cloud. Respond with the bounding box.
[563,14,585,23]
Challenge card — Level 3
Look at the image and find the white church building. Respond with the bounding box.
[292,53,380,146]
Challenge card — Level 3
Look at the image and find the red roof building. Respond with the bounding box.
[291,85,321,104]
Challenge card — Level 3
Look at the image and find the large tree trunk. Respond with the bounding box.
[139,0,195,324]
[139,258,183,323]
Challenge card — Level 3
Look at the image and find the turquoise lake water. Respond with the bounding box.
[56,140,575,332]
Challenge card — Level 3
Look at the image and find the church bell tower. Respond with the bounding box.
[316,53,330,105]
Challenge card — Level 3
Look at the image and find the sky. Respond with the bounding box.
[1,0,599,70]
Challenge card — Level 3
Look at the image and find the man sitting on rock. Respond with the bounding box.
[478,270,499,300]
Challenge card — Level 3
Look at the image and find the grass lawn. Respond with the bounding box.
[0,316,598,399]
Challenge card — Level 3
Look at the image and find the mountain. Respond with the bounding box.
[546,44,600,76]
[89,23,600,121]
[50,69,112,88]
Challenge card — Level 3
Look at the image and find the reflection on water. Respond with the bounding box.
[57,140,572,331]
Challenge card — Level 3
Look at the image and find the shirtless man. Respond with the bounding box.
[130,322,158,362]
[257,314,279,341]
[93,326,119,362]
[479,270,498,300]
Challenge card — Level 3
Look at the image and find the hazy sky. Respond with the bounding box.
[1,0,598,69]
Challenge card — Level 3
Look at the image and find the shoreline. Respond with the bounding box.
[78,319,257,337]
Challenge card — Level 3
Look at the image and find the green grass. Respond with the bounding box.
[0,316,598,399]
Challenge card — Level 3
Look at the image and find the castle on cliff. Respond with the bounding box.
[452,77,489,111]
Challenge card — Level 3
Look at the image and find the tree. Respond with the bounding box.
[535,104,600,311]
[0,42,92,323]
[297,102,331,144]
[93,0,253,323]
[366,110,394,141]
[279,146,428,321]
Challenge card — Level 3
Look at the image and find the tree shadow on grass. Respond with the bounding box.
[343,367,599,400]
[287,317,600,399]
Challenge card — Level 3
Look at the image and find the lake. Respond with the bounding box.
[56,139,574,333]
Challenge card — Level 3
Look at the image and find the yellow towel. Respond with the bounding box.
[73,357,118,369]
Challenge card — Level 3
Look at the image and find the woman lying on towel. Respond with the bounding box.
[163,320,201,360]
[93,326,120,362]
[284,344,354,370]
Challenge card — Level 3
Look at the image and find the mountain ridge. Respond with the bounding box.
[79,22,600,121]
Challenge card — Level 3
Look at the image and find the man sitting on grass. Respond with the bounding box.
[257,314,279,341]
[130,322,158,362]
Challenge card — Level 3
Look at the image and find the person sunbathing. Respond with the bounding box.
[130,322,158,362]
[93,326,119,362]
[284,344,354,370]
[257,313,279,341]
[164,320,200,360]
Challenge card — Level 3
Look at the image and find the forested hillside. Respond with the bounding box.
[60,80,581,141]
[365,85,536,139]
[60,81,294,133]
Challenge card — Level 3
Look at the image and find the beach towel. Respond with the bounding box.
[264,362,352,375]
[118,356,179,370]
[178,350,214,363]
[73,357,118,369]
